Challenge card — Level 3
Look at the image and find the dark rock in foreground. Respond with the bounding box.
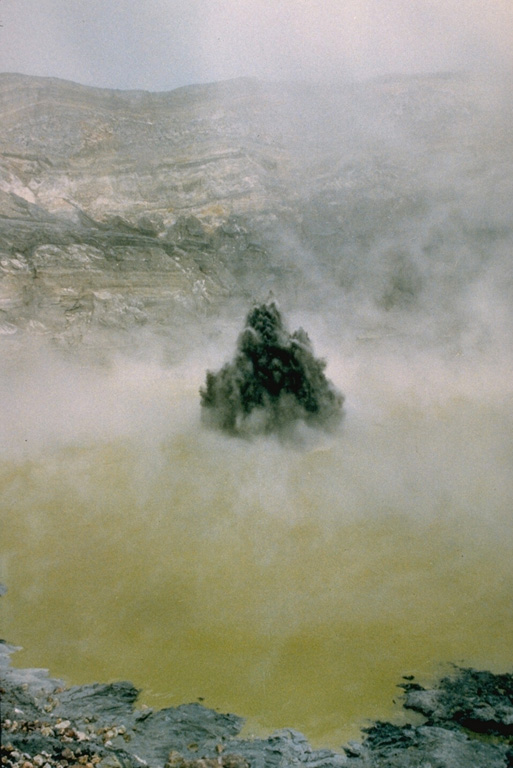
[348,721,509,767]
[200,301,344,436]
[402,667,513,737]
[345,668,513,767]
[0,641,345,768]
[2,641,513,767]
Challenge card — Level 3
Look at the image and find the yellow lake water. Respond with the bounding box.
[1,349,512,747]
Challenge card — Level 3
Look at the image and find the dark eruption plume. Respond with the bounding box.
[200,301,344,435]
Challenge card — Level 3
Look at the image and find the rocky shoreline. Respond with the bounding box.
[2,640,513,768]
[1,70,513,768]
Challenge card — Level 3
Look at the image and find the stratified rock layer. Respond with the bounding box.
[1,72,512,352]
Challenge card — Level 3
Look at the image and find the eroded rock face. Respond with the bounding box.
[200,301,344,435]
[2,71,512,352]
[0,74,294,348]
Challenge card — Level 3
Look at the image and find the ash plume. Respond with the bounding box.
[200,300,344,436]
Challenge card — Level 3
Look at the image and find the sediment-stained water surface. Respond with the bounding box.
[1,334,512,747]
[1,70,512,749]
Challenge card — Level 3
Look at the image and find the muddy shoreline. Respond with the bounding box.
[2,640,513,768]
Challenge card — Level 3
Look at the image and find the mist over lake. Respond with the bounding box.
[1,71,512,747]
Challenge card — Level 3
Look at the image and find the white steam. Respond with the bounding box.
[1,312,513,746]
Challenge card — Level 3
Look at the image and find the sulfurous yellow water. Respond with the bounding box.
[1,347,512,747]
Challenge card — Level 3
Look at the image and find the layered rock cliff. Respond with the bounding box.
[1,72,511,350]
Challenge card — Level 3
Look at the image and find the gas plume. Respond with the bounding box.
[200,301,344,436]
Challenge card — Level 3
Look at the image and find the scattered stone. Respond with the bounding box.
[54,721,72,732]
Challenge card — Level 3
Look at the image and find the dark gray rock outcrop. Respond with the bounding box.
[0,641,346,768]
[345,721,509,767]
[3,640,513,768]
[343,669,513,767]
[402,667,513,737]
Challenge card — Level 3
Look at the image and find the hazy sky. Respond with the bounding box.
[0,0,512,91]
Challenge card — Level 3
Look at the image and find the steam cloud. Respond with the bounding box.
[1,61,513,747]
[200,301,344,436]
